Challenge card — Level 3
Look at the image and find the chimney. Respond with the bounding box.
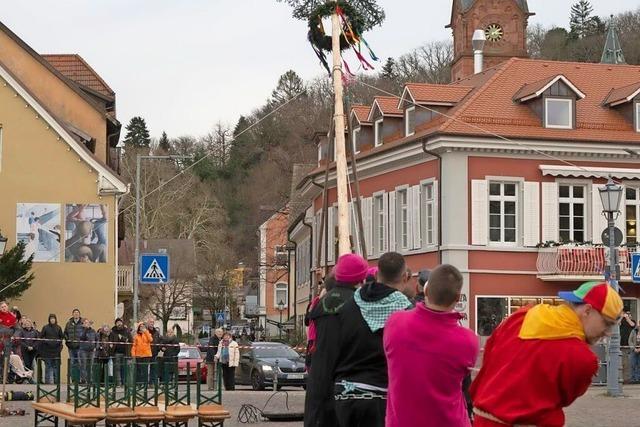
[472,29,486,74]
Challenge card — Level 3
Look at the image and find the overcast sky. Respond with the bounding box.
[1,0,634,139]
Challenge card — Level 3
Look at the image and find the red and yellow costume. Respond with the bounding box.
[470,304,598,426]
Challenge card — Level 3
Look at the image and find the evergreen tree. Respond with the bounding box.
[158,131,171,152]
[569,0,600,39]
[380,57,398,81]
[0,242,34,300]
[123,116,151,148]
[271,70,305,105]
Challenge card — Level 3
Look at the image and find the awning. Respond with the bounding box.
[540,164,640,180]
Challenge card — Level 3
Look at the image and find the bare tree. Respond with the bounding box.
[396,41,453,84]
[527,23,546,58]
[141,279,192,333]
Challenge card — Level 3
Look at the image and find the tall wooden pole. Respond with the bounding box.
[331,6,351,256]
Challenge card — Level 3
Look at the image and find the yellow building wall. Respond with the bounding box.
[0,77,117,335]
[0,30,108,162]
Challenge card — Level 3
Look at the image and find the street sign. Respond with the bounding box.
[140,253,170,284]
[601,227,623,247]
[216,312,225,323]
[632,253,640,283]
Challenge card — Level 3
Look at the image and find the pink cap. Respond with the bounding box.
[334,253,369,284]
[366,267,378,278]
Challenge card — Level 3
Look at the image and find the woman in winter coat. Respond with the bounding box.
[16,318,39,371]
[78,319,97,383]
[160,329,180,382]
[39,314,64,384]
[131,323,153,384]
[214,332,239,390]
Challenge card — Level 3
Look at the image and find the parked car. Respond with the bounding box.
[177,346,207,383]
[235,342,306,391]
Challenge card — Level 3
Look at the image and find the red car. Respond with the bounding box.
[177,346,207,383]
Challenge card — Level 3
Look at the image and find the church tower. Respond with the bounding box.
[448,0,534,81]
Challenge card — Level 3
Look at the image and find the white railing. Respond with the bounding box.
[536,245,634,276]
[118,265,134,293]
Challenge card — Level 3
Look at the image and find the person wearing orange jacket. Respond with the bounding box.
[131,323,153,384]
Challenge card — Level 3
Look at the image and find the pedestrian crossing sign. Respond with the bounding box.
[632,253,640,284]
[140,253,170,284]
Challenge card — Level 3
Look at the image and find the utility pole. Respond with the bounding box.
[331,2,350,256]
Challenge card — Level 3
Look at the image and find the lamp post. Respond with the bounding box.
[277,300,285,340]
[0,231,7,256]
[599,176,624,397]
[134,154,190,324]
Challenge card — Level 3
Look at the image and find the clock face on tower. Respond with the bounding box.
[485,23,504,42]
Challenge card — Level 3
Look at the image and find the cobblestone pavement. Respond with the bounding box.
[3,384,640,426]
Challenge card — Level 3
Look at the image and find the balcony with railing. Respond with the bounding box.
[536,245,636,281]
[118,265,134,294]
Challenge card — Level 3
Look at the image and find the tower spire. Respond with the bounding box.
[601,15,626,65]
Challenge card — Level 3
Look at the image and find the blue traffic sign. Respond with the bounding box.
[216,312,225,323]
[140,253,170,284]
[632,253,640,284]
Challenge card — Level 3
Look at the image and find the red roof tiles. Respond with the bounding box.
[436,58,640,143]
[42,54,114,98]
[372,96,403,117]
[351,105,372,124]
[603,81,640,106]
[404,83,473,105]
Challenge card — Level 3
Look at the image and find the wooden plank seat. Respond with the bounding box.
[164,404,198,421]
[198,404,231,420]
[133,406,165,422]
[105,406,138,424]
[32,402,105,425]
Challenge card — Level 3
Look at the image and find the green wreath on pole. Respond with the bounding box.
[307,1,365,52]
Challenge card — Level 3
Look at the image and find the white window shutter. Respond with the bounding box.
[523,182,540,247]
[433,181,439,246]
[328,206,335,263]
[388,191,396,252]
[406,189,414,251]
[364,197,373,258]
[411,186,422,249]
[541,182,559,242]
[471,180,488,245]
[382,192,389,253]
[592,187,607,244]
[615,185,626,239]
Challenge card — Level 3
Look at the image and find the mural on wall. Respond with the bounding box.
[16,203,62,262]
[64,204,108,263]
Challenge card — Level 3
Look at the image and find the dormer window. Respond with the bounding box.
[374,119,383,147]
[405,107,416,136]
[545,98,573,129]
[636,102,640,132]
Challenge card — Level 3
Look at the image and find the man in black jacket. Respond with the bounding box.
[40,314,64,384]
[64,309,83,382]
[304,253,369,427]
[146,319,161,384]
[205,328,223,390]
[109,318,131,385]
[307,252,414,427]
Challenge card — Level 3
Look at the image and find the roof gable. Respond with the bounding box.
[400,83,474,108]
[350,105,372,125]
[603,81,640,107]
[0,60,127,195]
[513,74,586,103]
[367,96,402,121]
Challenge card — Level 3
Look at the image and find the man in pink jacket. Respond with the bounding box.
[383,264,479,427]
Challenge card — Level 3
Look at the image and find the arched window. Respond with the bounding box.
[274,282,288,308]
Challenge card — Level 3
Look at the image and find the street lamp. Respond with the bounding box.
[0,231,7,256]
[599,176,623,397]
[133,154,191,323]
[277,300,285,340]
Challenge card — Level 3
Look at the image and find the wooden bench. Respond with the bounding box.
[105,406,138,426]
[198,403,231,427]
[32,402,104,426]
[164,404,198,427]
[133,405,165,426]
